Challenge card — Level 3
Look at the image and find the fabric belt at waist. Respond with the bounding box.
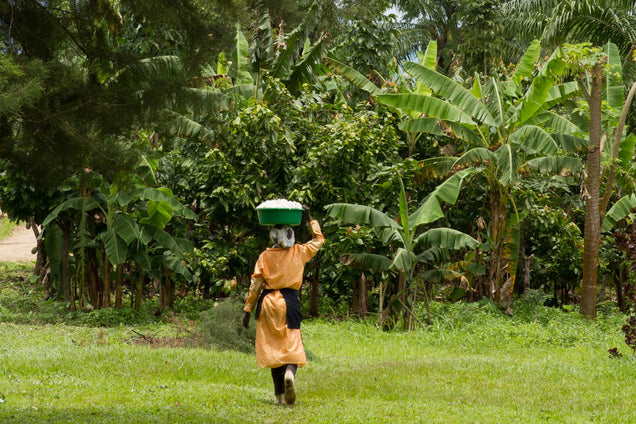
[254,288,301,329]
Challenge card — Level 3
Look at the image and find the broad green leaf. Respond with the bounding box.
[418,157,457,179]
[100,228,128,265]
[511,125,558,155]
[164,254,192,279]
[233,24,254,85]
[145,226,180,253]
[526,156,582,173]
[605,42,623,109]
[471,72,482,99]
[542,81,580,110]
[414,228,480,250]
[141,187,197,219]
[552,133,588,152]
[403,62,495,126]
[286,37,325,96]
[340,253,392,272]
[453,148,495,168]
[408,168,475,229]
[390,248,416,272]
[399,118,444,136]
[528,111,584,135]
[619,133,636,169]
[421,268,462,283]
[324,56,380,95]
[168,111,215,142]
[324,203,401,229]
[112,214,140,245]
[422,40,437,70]
[512,39,541,85]
[398,178,411,244]
[407,194,444,229]
[133,250,152,271]
[377,93,476,126]
[602,194,636,231]
[514,75,558,126]
[416,247,450,264]
[494,144,521,185]
[139,200,174,229]
[43,197,101,226]
[379,228,404,246]
[173,237,195,254]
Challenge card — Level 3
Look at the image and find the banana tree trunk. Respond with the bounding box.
[59,218,73,309]
[115,264,123,309]
[102,251,111,308]
[488,185,509,304]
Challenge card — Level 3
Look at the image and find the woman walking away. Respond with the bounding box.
[243,205,324,405]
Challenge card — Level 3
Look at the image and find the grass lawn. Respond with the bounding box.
[0,305,634,423]
[0,263,634,423]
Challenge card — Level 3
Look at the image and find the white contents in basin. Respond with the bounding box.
[256,199,303,209]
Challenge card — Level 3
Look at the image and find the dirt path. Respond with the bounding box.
[0,225,37,263]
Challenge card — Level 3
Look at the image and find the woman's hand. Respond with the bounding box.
[302,204,313,221]
[243,311,251,329]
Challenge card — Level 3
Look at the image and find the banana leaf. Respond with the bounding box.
[340,253,392,272]
[528,110,584,135]
[602,194,636,231]
[526,156,582,173]
[377,93,477,126]
[112,214,140,245]
[324,203,401,229]
[618,133,636,169]
[390,247,416,272]
[286,37,325,95]
[605,42,624,109]
[324,56,380,95]
[512,39,541,85]
[408,168,475,229]
[99,228,128,266]
[42,197,101,226]
[414,228,480,250]
[495,144,522,185]
[511,125,558,155]
[403,62,495,126]
[233,24,254,85]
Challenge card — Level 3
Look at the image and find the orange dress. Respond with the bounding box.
[244,220,324,368]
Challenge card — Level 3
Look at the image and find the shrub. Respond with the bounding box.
[197,298,255,353]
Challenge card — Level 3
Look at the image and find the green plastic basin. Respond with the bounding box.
[257,208,303,226]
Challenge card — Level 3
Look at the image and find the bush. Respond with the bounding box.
[197,298,255,353]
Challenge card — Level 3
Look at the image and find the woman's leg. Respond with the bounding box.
[271,366,286,402]
[284,364,298,404]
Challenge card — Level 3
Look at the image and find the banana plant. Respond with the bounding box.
[325,172,479,330]
[42,162,196,311]
[373,40,586,309]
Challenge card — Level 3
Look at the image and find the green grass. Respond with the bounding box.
[0,217,19,241]
[0,297,634,423]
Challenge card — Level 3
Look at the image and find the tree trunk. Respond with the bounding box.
[115,264,123,309]
[60,219,73,309]
[159,265,174,313]
[102,251,111,308]
[351,273,369,316]
[580,62,605,319]
[134,271,144,312]
[359,273,369,316]
[488,185,509,303]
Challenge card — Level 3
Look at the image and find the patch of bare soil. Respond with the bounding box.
[0,225,37,263]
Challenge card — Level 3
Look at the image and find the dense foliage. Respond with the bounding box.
[0,1,635,347]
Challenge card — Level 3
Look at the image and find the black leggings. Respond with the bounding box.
[271,364,297,395]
